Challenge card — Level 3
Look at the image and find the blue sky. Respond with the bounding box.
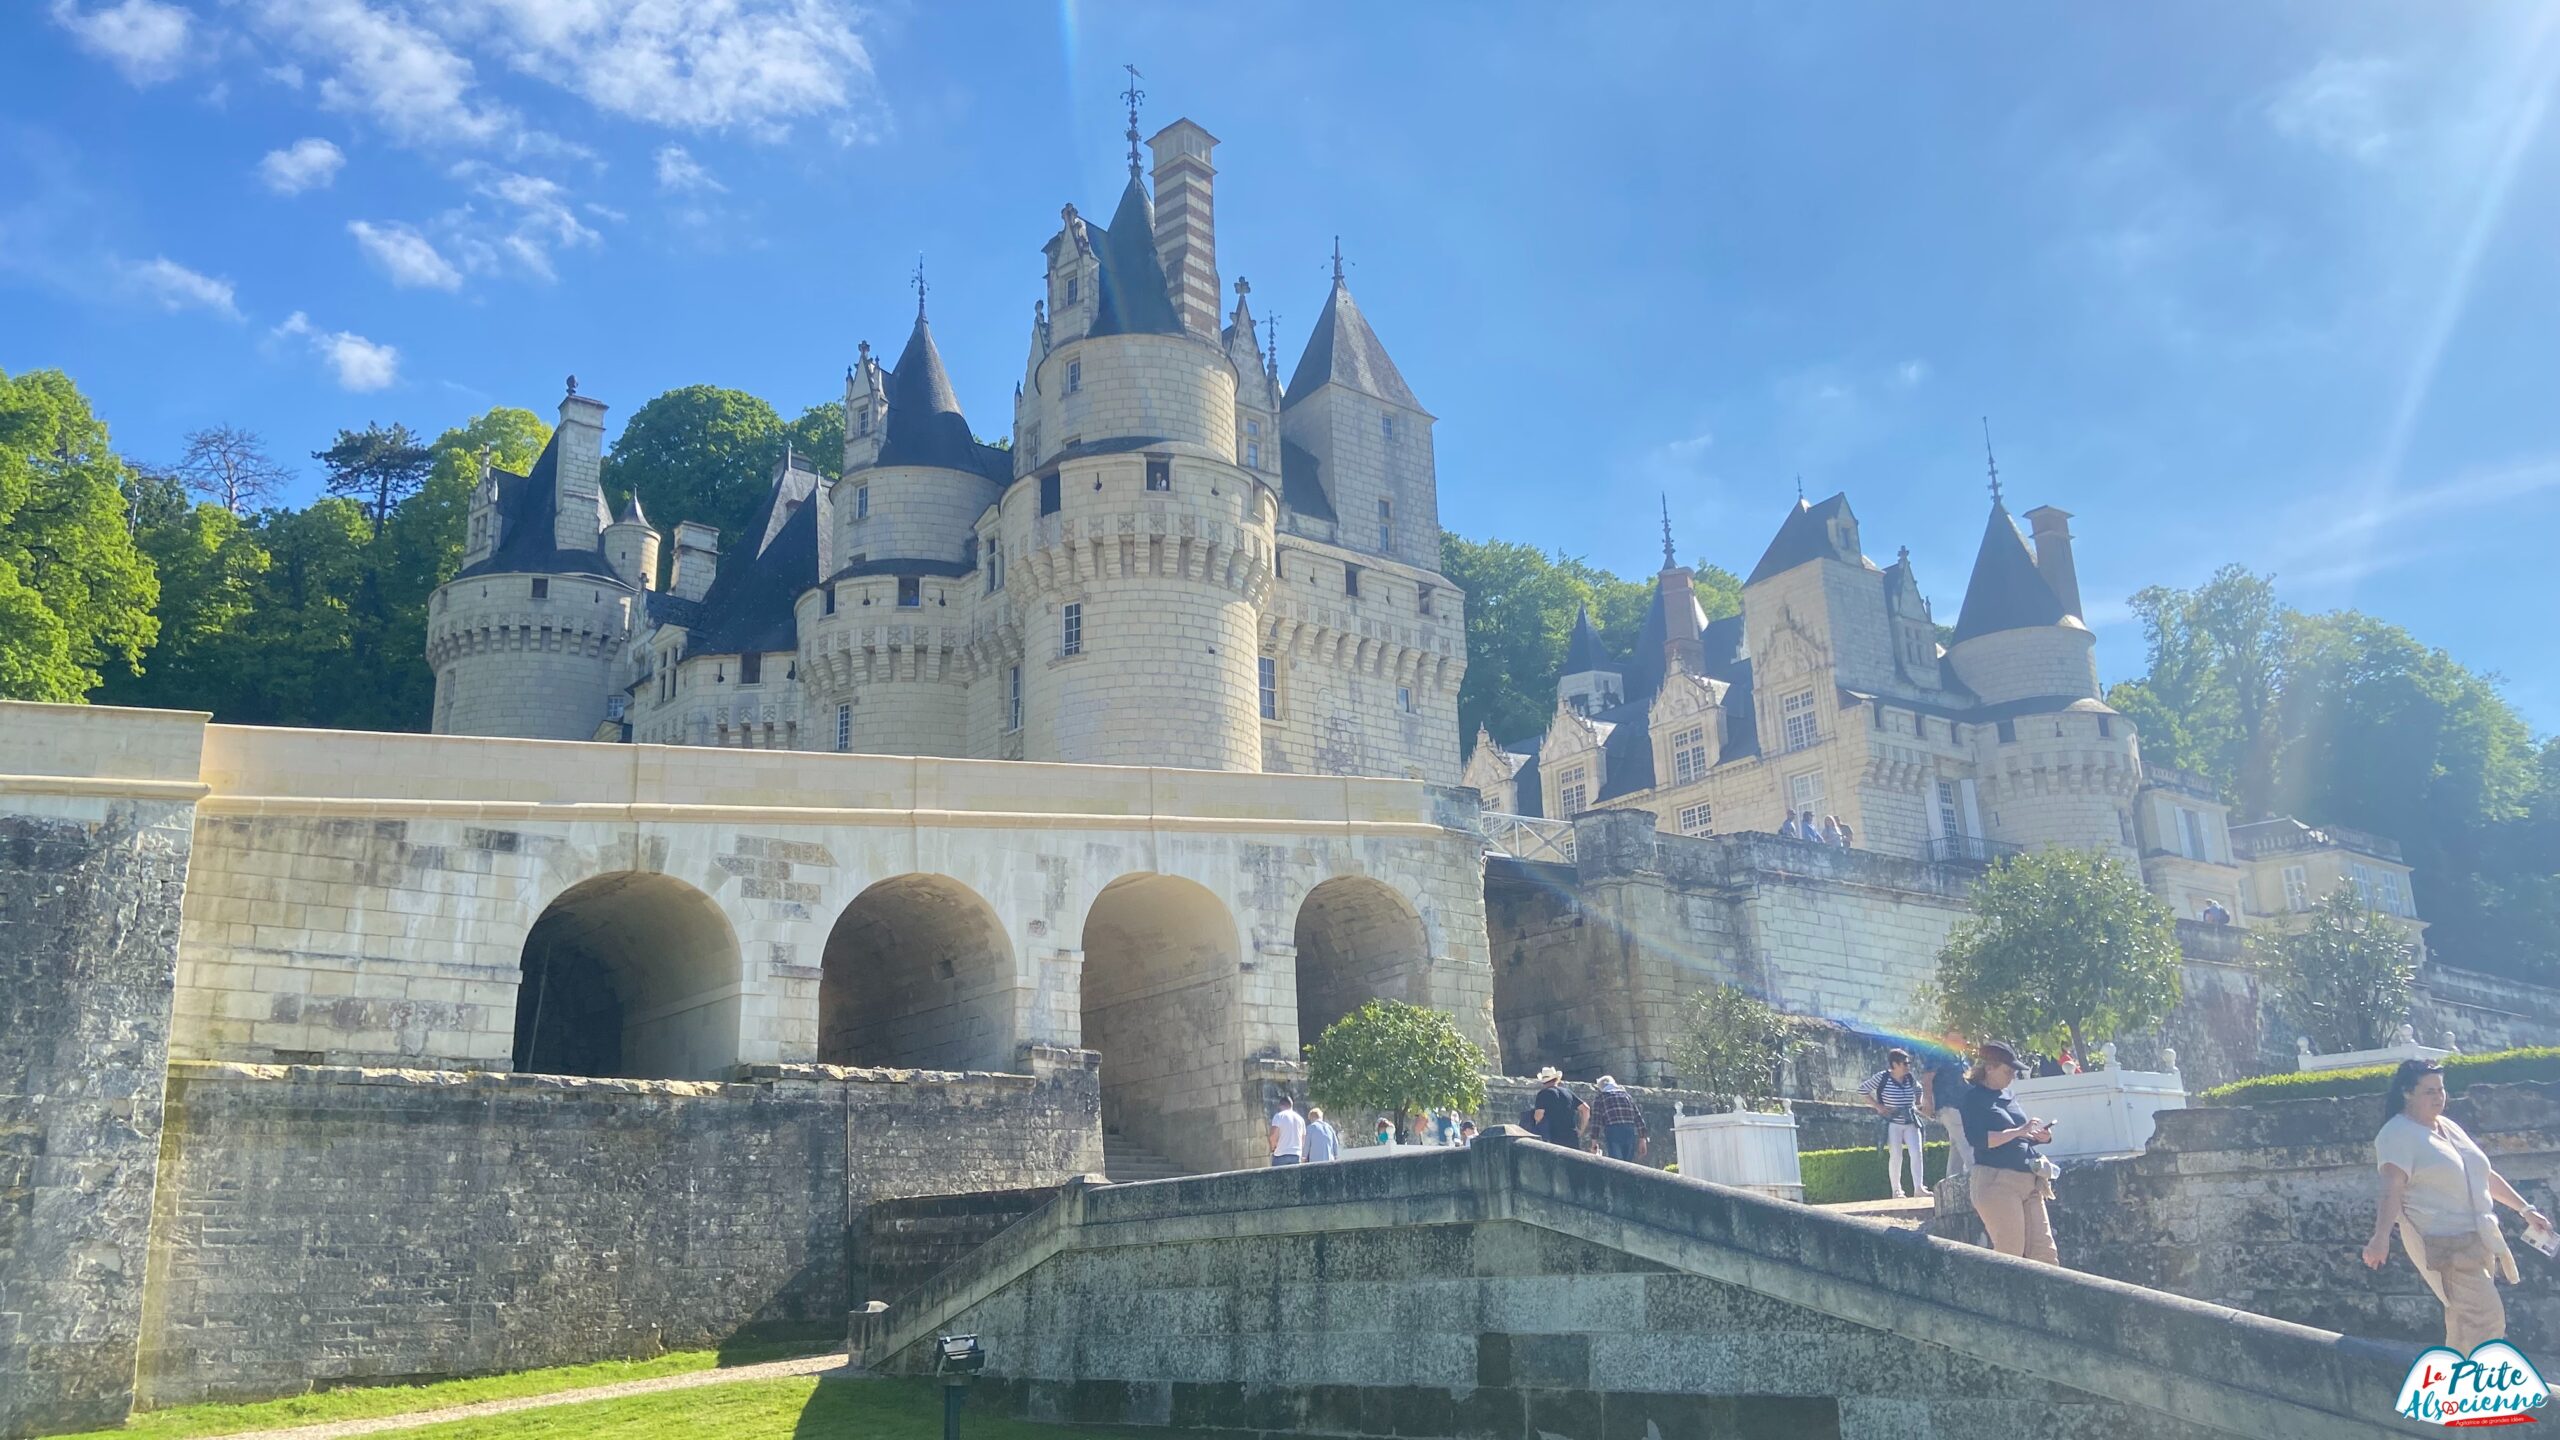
[6,2,2558,731]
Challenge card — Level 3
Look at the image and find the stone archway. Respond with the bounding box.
[817,874,1016,1072]
[1079,873,1244,1174]
[513,871,742,1080]
[1292,875,1431,1052]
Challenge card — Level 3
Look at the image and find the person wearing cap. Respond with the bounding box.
[1961,1041,2062,1265]
[1528,1066,1588,1150]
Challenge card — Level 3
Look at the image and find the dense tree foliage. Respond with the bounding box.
[1668,981,1812,1106]
[1304,999,1488,1143]
[601,385,787,559]
[2248,886,2420,1053]
[1440,532,1741,746]
[1932,847,2183,1064]
[2106,566,2558,980]
[0,369,159,701]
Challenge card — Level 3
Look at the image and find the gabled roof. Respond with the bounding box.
[1089,176,1185,339]
[874,315,1013,482]
[453,431,619,581]
[1284,278,1421,412]
[1746,493,1865,584]
[1562,606,1614,674]
[1952,501,2070,645]
[684,464,831,659]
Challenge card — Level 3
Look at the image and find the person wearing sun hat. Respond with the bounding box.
[1528,1066,1587,1150]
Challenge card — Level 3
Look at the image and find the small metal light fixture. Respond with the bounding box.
[935,1333,985,1440]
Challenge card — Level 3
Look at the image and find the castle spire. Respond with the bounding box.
[1119,63,1145,178]
[912,254,928,320]
[1330,235,1345,286]
[1982,415,2003,507]
[1660,494,1677,569]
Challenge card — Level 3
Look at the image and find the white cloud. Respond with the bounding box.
[348,219,461,289]
[49,0,194,86]
[275,310,400,390]
[247,0,515,147]
[654,144,725,194]
[464,0,878,137]
[121,256,242,318]
[1894,359,1930,387]
[258,136,346,194]
[447,162,601,281]
[2268,56,2398,164]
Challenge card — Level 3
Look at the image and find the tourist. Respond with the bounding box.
[1375,1116,1396,1147]
[2362,1059,2548,1353]
[1817,814,1843,846]
[1433,1108,1460,1146]
[1305,1105,1340,1163]
[1529,1066,1588,1150]
[1590,1075,1650,1162]
[1921,1052,1972,1178]
[1860,1048,1928,1200]
[1268,1094,1305,1167]
[2201,898,2233,926]
[1458,1120,1477,1146]
[1961,1042,2062,1265]
[1836,818,1855,849]
[1779,812,1802,840]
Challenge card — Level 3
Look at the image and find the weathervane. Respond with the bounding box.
[1981,416,2002,505]
[1120,64,1146,177]
[911,254,928,320]
[1795,474,1805,503]
[1263,311,1280,373]
[1660,494,1677,569]
[1330,235,1346,285]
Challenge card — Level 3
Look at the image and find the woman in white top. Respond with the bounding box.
[2362,1059,2548,1353]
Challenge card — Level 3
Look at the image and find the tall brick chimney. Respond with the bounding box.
[1146,119,1220,340]
[552,381,609,554]
[1660,565,1707,676]
[2023,505,2084,619]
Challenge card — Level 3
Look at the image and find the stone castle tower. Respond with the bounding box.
[428,104,1467,785]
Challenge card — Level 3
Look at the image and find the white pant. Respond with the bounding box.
[1885,1121,1928,1196]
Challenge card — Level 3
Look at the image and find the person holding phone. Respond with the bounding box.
[2362,1059,2549,1353]
[1961,1041,2063,1266]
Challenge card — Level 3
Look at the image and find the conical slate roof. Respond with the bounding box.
[1952,501,2070,644]
[1562,606,1614,674]
[1089,175,1184,339]
[1286,277,1419,410]
[876,315,984,473]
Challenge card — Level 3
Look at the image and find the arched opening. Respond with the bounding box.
[1293,875,1431,1052]
[1079,874,1243,1175]
[817,874,1016,1071]
[513,872,742,1080]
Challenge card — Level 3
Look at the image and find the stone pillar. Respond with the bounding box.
[0,701,208,1438]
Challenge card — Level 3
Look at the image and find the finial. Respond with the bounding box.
[1982,416,2003,506]
[1897,544,1910,566]
[1331,236,1345,285]
[858,339,871,363]
[1235,275,1250,298]
[1120,63,1146,178]
[1264,312,1279,373]
[911,254,928,320]
[565,374,578,396]
[783,439,795,470]
[1795,474,1805,503]
[1660,494,1677,569]
[846,363,855,383]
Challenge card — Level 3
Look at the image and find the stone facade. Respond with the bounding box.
[0,704,205,1440]
[433,111,1466,787]
[860,1133,2418,1439]
[137,1054,1100,1406]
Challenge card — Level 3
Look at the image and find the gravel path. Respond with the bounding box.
[202,1353,852,1440]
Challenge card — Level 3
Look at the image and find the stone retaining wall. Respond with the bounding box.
[135,1051,1101,1407]
[858,1184,1070,1307]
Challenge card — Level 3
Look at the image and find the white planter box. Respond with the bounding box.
[1671,1102,1803,1202]
[2006,1065,2186,1160]
[2298,1027,2451,1073]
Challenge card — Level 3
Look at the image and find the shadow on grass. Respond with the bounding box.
[716,1321,846,1369]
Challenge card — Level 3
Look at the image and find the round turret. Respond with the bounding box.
[427,570,636,739]
[1967,697,2142,862]
[603,496,660,592]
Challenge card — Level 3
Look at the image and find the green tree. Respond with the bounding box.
[94,501,270,715]
[229,499,373,725]
[1304,999,1488,1143]
[1931,847,2183,1064]
[313,423,432,536]
[1667,981,1812,1106]
[1439,531,1740,746]
[172,424,293,514]
[787,401,844,480]
[0,368,159,701]
[2101,565,2283,809]
[2248,887,2420,1053]
[601,385,785,556]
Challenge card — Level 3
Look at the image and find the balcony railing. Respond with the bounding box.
[1479,812,1576,865]
[1928,835,2025,865]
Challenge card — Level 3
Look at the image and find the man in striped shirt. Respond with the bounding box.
[1861,1049,1929,1199]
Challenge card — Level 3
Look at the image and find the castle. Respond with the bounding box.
[426,117,1463,785]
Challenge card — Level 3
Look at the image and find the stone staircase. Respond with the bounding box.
[1101,1129,1187,1183]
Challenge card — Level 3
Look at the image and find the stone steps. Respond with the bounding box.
[1101,1132,1188,1183]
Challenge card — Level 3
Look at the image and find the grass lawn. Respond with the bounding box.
[54,1343,828,1440]
[389,1377,1188,1439]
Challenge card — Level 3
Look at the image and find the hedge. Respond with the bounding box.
[2194,1046,2560,1106]
[1799,1141,1950,1205]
